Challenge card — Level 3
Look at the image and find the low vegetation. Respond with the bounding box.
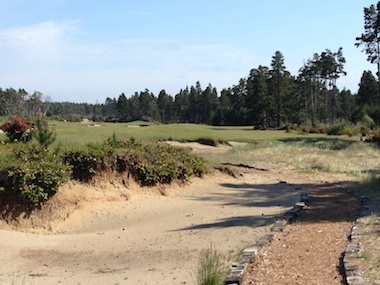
[1,115,380,283]
[0,121,208,207]
[0,144,71,206]
[195,245,227,285]
[62,134,207,186]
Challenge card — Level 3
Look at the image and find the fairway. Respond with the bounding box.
[48,121,353,147]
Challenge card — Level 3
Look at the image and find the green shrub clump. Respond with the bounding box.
[62,142,118,182]
[0,134,208,207]
[63,136,208,186]
[126,142,207,186]
[0,146,71,206]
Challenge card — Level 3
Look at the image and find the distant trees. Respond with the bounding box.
[5,47,380,127]
[0,88,50,117]
[297,48,347,126]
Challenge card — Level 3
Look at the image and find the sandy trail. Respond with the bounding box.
[0,167,302,285]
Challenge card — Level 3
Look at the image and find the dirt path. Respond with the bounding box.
[0,168,301,285]
[242,183,359,285]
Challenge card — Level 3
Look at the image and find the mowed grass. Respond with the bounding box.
[46,121,355,147]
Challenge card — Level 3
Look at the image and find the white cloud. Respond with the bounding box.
[0,20,80,66]
[0,21,256,102]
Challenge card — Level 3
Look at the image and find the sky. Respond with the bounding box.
[0,0,378,103]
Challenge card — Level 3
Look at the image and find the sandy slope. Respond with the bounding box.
[0,165,302,285]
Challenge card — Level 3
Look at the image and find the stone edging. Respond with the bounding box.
[223,185,371,285]
[343,190,371,285]
[223,191,310,285]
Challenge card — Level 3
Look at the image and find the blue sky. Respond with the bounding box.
[0,0,377,103]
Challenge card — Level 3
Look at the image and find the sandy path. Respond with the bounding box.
[0,169,301,285]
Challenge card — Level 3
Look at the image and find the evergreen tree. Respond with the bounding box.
[116,93,128,121]
[356,1,380,102]
[270,51,289,127]
[174,88,190,122]
[247,66,272,128]
[357,70,379,107]
[157,90,174,124]
[357,70,380,123]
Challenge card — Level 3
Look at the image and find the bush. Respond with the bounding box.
[361,114,375,129]
[326,120,354,136]
[62,142,117,182]
[0,145,71,206]
[125,142,207,186]
[32,115,57,147]
[62,136,208,186]
[0,116,31,142]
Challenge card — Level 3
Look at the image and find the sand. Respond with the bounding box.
[0,145,302,285]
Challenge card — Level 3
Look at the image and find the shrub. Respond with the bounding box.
[0,117,31,142]
[62,142,117,182]
[62,136,208,186]
[361,114,375,129]
[0,145,71,206]
[125,142,207,186]
[32,114,57,148]
[326,120,353,136]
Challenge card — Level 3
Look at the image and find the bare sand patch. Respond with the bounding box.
[165,140,247,155]
[0,165,302,284]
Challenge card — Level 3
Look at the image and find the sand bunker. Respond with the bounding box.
[0,142,305,284]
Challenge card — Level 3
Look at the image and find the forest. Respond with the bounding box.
[0,48,378,130]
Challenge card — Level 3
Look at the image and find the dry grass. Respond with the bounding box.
[357,212,380,284]
[195,244,227,285]
[223,140,380,183]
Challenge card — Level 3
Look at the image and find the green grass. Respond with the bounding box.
[35,121,356,148]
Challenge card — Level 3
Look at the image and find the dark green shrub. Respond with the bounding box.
[0,145,71,206]
[62,142,117,182]
[125,142,207,186]
[61,135,208,186]
[0,116,31,142]
[32,115,57,147]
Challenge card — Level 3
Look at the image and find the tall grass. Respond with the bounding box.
[195,245,226,285]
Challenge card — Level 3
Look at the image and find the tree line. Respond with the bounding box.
[1,48,378,128]
[4,0,380,128]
